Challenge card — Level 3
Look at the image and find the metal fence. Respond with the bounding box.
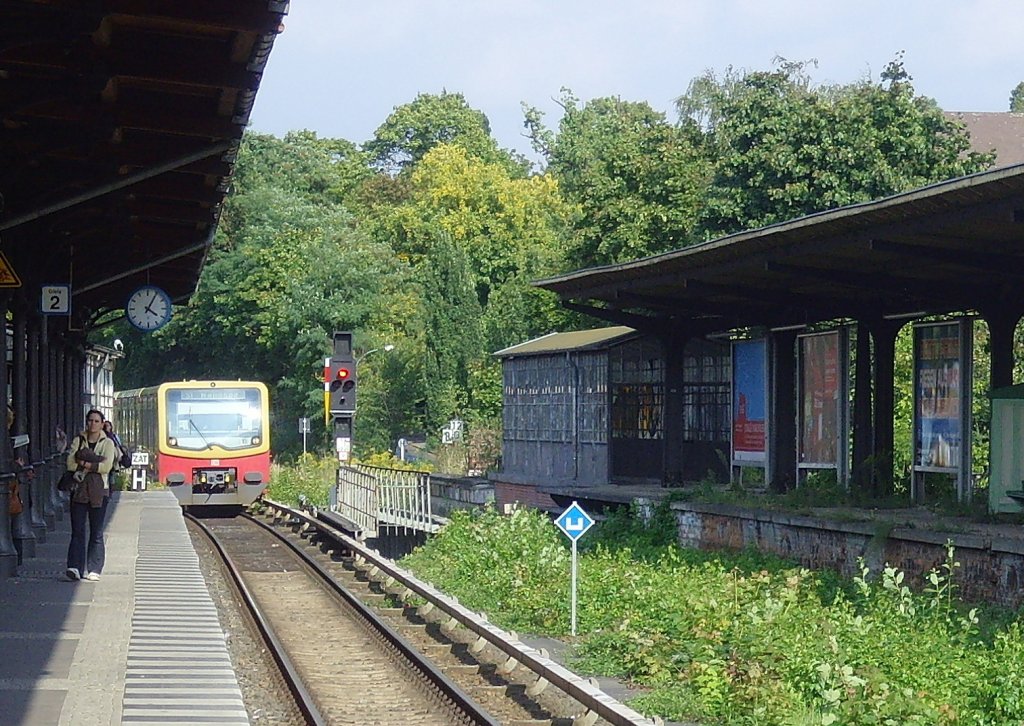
[335,464,440,537]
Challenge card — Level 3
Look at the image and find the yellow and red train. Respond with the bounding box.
[115,380,271,508]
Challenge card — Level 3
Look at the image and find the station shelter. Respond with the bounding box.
[496,164,1024,511]
[0,3,288,577]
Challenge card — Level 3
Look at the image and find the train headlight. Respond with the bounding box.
[168,437,177,447]
[250,436,260,446]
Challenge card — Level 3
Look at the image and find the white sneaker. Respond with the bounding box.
[84,572,100,582]
[65,568,80,581]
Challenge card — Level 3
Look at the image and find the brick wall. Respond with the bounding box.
[494,481,558,512]
[671,501,1024,608]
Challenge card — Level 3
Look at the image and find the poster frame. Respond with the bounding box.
[910,319,973,501]
[731,338,768,467]
[796,329,849,483]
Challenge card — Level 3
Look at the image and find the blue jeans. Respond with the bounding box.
[67,496,108,575]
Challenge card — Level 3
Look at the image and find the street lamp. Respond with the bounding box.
[356,344,394,365]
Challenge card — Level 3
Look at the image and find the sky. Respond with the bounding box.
[249,1,1024,161]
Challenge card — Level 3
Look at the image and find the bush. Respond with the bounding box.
[266,454,334,507]
[400,505,1024,724]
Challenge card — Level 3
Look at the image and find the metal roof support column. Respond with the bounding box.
[768,330,797,493]
[10,296,36,559]
[38,317,57,528]
[661,332,689,487]
[851,323,874,495]
[50,334,66,522]
[0,293,18,575]
[25,312,47,542]
[984,308,1022,391]
[868,319,902,499]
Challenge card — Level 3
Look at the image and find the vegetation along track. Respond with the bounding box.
[191,509,619,725]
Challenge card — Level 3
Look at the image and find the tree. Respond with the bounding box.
[370,143,574,352]
[364,91,528,176]
[116,132,413,458]
[1011,82,1024,112]
[679,57,995,239]
[525,91,709,267]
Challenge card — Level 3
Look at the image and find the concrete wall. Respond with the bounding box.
[670,501,1024,608]
[429,474,495,518]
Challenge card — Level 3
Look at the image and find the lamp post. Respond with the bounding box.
[356,344,394,365]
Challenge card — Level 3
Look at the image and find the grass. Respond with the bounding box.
[400,503,1024,725]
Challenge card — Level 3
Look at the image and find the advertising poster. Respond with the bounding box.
[732,339,766,462]
[914,323,961,470]
[799,332,839,465]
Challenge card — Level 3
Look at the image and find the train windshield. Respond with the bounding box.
[164,387,264,451]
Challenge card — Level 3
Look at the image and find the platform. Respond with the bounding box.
[0,491,249,726]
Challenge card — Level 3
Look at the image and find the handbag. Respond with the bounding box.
[58,469,78,493]
[119,447,132,469]
[8,481,22,516]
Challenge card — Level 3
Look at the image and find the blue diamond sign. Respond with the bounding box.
[555,501,594,542]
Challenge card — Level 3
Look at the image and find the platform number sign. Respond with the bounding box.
[41,284,71,316]
[555,501,594,636]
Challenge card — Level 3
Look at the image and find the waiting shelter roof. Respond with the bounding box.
[535,163,1024,335]
[0,1,287,325]
[494,326,636,358]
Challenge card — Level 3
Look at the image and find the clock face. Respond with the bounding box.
[125,285,172,331]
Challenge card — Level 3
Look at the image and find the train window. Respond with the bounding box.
[163,387,264,451]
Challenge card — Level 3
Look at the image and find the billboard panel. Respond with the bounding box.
[914,323,962,470]
[732,339,766,462]
[799,332,839,465]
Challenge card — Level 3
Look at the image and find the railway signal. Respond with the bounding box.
[327,334,357,414]
[327,331,356,462]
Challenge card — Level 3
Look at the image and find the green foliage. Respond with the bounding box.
[402,505,1024,724]
[527,90,709,267]
[265,456,334,507]
[364,91,528,176]
[680,56,994,240]
[402,506,571,630]
[1010,81,1024,113]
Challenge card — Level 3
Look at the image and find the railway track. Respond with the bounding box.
[187,511,500,725]
[188,503,662,725]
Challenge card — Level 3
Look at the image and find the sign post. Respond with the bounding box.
[298,417,310,455]
[554,500,594,636]
[131,451,150,491]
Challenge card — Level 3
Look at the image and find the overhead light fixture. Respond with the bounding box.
[882,311,927,320]
[769,324,807,332]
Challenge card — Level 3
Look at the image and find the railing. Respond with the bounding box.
[335,464,440,537]
[335,465,378,535]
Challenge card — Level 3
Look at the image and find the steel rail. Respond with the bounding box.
[241,511,501,726]
[184,512,327,726]
[259,498,662,726]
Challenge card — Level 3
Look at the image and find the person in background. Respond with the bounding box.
[103,420,127,491]
[65,409,117,582]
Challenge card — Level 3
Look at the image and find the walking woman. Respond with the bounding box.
[65,409,117,582]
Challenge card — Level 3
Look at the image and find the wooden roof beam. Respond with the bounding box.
[763,260,988,307]
[870,239,1024,280]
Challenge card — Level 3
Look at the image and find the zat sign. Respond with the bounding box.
[555,501,594,542]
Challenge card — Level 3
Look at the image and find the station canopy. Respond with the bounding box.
[536,164,1024,335]
[0,1,287,322]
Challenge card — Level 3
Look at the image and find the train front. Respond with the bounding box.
[158,381,271,508]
